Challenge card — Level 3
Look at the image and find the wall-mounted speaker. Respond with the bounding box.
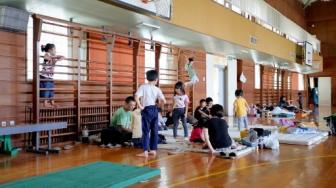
[0,6,29,32]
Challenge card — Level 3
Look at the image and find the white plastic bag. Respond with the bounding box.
[240,72,247,83]
[262,134,279,150]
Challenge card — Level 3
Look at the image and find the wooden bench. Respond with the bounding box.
[0,122,67,155]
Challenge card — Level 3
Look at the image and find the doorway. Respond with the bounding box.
[206,54,226,106]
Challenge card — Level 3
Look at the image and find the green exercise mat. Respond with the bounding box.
[0,161,160,188]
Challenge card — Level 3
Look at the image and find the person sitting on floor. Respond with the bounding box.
[194,99,211,124]
[205,97,213,111]
[203,104,233,154]
[279,96,299,112]
[165,110,174,128]
[100,96,136,148]
[158,108,168,130]
[279,96,289,109]
[190,99,210,143]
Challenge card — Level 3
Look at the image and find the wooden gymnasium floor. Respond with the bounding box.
[1,107,336,188]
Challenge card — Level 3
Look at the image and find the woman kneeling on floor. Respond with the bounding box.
[203,104,234,154]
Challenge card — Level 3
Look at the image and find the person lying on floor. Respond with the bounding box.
[203,104,234,154]
[100,96,136,148]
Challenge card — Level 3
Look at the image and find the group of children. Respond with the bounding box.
[188,90,250,153]
[99,68,255,157]
[39,44,252,157]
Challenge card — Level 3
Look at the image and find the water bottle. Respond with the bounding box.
[82,126,89,138]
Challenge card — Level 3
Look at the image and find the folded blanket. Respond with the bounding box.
[272,107,295,116]
[287,127,318,134]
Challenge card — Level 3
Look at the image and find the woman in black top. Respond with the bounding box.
[203,104,232,154]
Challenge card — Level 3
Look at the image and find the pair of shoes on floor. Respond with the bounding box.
[64,145,74,150]
[100,143,122,148]
[123,142,133,147]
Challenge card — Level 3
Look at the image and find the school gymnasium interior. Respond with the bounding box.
[0,0,336,187]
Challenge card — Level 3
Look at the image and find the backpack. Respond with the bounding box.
[158,134,167,144]
[253,128,271,137]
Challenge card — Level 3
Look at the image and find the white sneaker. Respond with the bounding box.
[106,143,113,148]
[100,144,106,148]
[114,144,122,148]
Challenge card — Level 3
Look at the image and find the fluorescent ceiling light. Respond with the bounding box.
[136,22,160,30]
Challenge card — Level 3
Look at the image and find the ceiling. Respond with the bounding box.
[0,0,320,73]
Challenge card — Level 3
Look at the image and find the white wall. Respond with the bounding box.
[225,57,237,116]
[206,54,226,104]
[206,54,237,116]
[318,77,331,107]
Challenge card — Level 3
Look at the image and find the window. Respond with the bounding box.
[298,73,304,90]
[214,0,225,5]
[255,64,260,89]
[261,20,273,31]
[159,47,177,84]
[231,4,242,14]
[26,17,81,80]
[288,35,298,44]
[274,71,278,89]
[144,43,155,82]
[26,17,33,80]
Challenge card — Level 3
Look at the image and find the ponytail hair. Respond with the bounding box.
[174,81,185,95]
[41,43,55,52]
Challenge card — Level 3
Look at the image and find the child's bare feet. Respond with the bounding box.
[136,151,148,158]
[43,101,52,108]
[148,150,156,156]
[50,100,58,108]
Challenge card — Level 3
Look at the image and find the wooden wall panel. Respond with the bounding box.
[237,59,255,104]
[0,31,26,123]
[0,30,30,146]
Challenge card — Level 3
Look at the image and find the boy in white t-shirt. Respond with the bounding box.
[135,70,166,157]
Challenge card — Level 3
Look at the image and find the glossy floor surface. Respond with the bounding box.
[1,107,336,188]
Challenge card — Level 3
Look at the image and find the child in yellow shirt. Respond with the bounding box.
[233,89,250,130]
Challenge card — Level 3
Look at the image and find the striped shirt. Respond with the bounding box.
[40,52,56,79]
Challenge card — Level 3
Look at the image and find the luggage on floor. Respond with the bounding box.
[324,114,336,135]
